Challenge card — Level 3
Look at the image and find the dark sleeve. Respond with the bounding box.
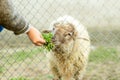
[0,0,29,35]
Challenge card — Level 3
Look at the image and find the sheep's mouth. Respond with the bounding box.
[51,38,61,46]
[51,38,56,44]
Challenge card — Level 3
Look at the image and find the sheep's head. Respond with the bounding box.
[51,22,77,52]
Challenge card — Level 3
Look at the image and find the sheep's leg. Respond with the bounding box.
[74,69,85,80]
[51,67,61,80]
[50,63,61,80]
[61,73,74,80]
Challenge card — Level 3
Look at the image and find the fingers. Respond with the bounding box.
[34,42,42,46]
[33,38,46,46]
[26,26,46,46]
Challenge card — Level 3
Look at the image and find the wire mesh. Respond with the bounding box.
[0,0,120,80]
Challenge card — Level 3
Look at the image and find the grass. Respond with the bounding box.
[42,33,54,51]
[86,47,120,80]
[10,74,53,80]
[10,77,29,80]
[1,46,118,80]
[88,27,120,46]
[7,45,119,65]
[89,47,120,63]
[0,66,4,74]
[3,47,44,64]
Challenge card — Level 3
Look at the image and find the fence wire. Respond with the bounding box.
[0,0,120,80]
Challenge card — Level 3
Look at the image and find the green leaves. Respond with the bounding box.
[42,33,54,51]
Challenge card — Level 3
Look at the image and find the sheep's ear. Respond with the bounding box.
[42,30,52,33]
[54,22,61,27]
[73,31,78,36]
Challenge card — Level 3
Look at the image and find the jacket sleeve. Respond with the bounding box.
[0,0,29,35]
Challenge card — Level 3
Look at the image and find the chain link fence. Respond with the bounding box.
[0,0,120,80]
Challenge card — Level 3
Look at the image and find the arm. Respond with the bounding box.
[0,0,29,35]
[0,0,45,45]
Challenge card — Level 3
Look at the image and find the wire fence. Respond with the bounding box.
[0,0,120,80]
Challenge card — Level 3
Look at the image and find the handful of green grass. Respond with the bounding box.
[42,33,54,51]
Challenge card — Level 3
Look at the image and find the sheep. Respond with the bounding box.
[49,15,90,80]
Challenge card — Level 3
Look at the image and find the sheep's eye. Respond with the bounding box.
[67,32,72,36]
[64,32,72,37]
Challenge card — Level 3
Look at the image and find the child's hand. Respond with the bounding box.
[27,27,46,46]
